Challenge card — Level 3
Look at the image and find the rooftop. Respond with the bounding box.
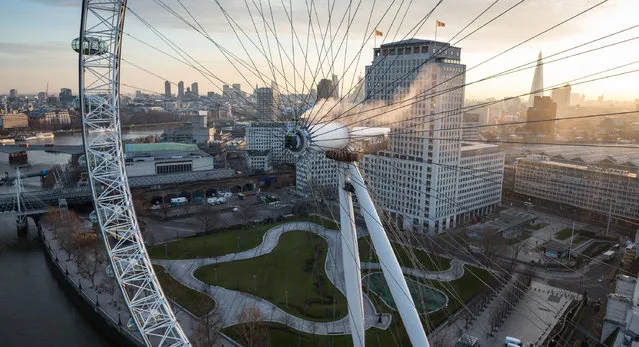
[379,39,452,49]
[125,142,199,153]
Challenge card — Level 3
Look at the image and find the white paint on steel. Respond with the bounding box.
[338,164,365,347]
[349,163,430,347]
[78,1,190,345]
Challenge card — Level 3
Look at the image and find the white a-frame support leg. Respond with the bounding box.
[349,162,430,347]
[338,163,365,347]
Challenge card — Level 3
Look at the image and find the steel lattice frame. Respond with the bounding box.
[78,1,190,346]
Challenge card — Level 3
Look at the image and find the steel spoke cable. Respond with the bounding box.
[301,0,402,129]
[312,0,609,136]
[125,8,276,115]
[347,161,594,344]
[306,0,444,129]
[308,0,517,131]
[322,29,639,136]
[313,59,639,141]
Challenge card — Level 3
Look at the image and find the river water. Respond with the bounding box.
[0,129,163,346]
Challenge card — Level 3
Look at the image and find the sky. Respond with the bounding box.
[1,0,638,101]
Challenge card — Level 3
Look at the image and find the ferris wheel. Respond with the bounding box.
[76,1,427,346]
[73,0,630,346]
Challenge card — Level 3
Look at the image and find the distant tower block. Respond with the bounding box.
[528,51,544,106]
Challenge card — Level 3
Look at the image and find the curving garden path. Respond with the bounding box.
[152,221,463,335]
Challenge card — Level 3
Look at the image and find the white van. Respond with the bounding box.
[170,197,188,206]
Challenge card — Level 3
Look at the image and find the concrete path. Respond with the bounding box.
[361,259,464,282]
[153,221,464,335]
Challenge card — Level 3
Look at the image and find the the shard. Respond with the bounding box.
[528,51,544,106]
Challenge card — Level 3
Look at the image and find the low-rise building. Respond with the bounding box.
[542,240,570,259]
[466,209,537,240]
[123,142,214,177]
[514,152,639,221]
[0,112,28,129]
[601,275,639,346]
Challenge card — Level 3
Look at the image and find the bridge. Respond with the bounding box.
[0,145,84,155]
[0,168,51,235]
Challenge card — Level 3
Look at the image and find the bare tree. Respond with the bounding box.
[193,298,221,347]
[76,236,108,287]
[236,305,269,347]
[482,231,506,262]
[511,240,526,264]
[197,205,216,233]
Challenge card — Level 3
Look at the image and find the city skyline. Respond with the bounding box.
[1,0,638,101]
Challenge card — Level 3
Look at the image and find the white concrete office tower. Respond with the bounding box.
[296,151,339,198]
[360,39,469,233]
[457,143,504,222]
[245,122,293,172]
[528,51,544,106]
[255,87,279,121]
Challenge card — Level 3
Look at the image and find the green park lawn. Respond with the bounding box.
[153,265,216,317]
[222,265,493,347]
[194,231,348,322]
[147,215,338,260]
[357,236,452,272]
[555,228,587,240]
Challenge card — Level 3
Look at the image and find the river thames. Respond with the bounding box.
[0,129,162,346]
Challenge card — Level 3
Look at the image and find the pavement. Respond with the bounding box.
[152,221,471,336]
[430,280,581,346]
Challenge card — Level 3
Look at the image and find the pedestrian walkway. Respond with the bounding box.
[154,221,394,335]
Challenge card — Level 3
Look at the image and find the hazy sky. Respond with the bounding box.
[1,0,638,101]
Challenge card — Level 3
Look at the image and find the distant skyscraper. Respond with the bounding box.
[526,96,557,138]
[191,82,199,96]
[316,78,336,101]
[528,51,544,106]
[349,75,365,104]
[178,81,185,98]
[331,74,340,99]
[551,83,571,114]
[255,87,278,121]
[37,92,47,102]
[9,89,18,98]
[164,80,171,98]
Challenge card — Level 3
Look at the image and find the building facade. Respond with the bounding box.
[255,88,279,121]
[360,39,485,233]
[0,112,28,129]
[514,154,639,220]
[462,112,480,141]
[164,80,171,98]
[526,96,557,138]
[178,81,185,98]
[296,151,339,198]
[124,142,214,177]
[245,122,293,172]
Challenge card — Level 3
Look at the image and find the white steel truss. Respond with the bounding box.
[78,1,190,346]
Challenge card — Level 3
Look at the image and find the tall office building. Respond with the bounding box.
[255,87,278,121]
[191,82,199,96]
[359,39,502,233]
[550,83,571,114]
[177,81,185,98]
[164,80,171,98]
[316,79,335,101]
[528,51,544,106]
[331,74,340,99]
[9,89,18,98]
[526,96,557,138]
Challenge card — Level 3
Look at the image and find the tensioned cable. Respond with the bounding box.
[314,0,610,131]
[312,59,639,140]
[312,28,639,137]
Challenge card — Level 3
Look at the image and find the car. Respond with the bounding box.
[232,207,239,212]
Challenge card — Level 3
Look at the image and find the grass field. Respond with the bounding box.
[148,215,338,260]
[153,265,216,317]
[357,236,452,271]
[222,265,494,346]
[555,228,587,240]
[195,231,347,321]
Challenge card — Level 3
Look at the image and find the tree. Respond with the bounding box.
[196,205,216,233]
[76,235,107,287]
[510,239,526,264]
[482,231,506,262]
[236,305,269,347]
[193,298,221,347]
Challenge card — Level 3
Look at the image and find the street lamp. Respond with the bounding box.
[253,274,257,293]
